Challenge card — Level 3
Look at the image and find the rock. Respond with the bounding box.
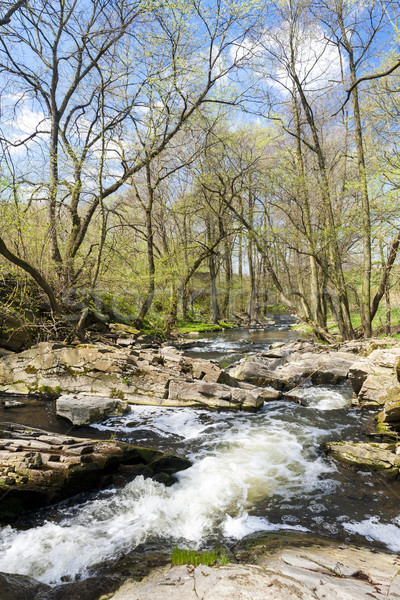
[0,423,191,520]
[1,399,25,408]
[0,313,33,352]
[35,575,123,600]
[326,440,400,477]
[104,563,316,600]
[103,538,400,600]
[0,342,258,412]
[0,572,50,600]
[149,454,192,475]
[376,398,400,436]
[358,375,400,407]
[238,383,282,401]
[232,348,355,391]
[56,394,129,426]
[244,534,400,600]
[109,323,140,337]
[190,358,239,387]
[348,348,400,401]
[382,400,400,424]
[348,349,400,434]
[167,380,263,411]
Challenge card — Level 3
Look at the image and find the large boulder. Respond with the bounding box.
[56,394,129,425]
[232,349,356,391]
[349,348,400,406]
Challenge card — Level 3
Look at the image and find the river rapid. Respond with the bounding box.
[0,317,400,585]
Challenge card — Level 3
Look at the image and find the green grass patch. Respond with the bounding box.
[265,304,291,314]
[292,322,313,334]
[171,546,230,566]
[177,319,237,334]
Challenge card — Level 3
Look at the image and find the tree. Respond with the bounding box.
[0,0,264,323]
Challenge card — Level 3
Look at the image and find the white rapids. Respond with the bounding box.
[0,385,398,585]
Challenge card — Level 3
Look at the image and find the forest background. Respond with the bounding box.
[1,0,400,346]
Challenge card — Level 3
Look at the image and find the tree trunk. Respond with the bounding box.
[0,237,59,313]
[292,87,325,328]
[337,9,372,337]
[371,231,400,322]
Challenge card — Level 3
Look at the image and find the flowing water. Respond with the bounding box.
[1,320,400,585]
[179,314,300,366]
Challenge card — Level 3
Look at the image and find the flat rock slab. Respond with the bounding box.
[56,394,129,425]
[103,563,318,600]
[103,541,400,600]
[326,440,400,477]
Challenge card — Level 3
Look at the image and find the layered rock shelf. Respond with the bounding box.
[230,340,357,389]
[104,535,400,600]
[0,422,191,520]
[2,337,400,479]
[326,441,400,478]
[0,342,265,413]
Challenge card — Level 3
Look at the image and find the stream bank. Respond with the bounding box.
[104,532,400,600]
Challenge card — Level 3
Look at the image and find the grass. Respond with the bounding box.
[265,304,291,314]
[177,319,237,335]
[293,303,400,340]
[171,546,230,566]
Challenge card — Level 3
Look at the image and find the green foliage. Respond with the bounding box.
[171,546,229,566]
[110,388,125,400]
[265,304,291,314]
[37,384,62,396]
[177,319,237,334]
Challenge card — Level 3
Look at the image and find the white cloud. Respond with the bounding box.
[234,23,347,98]
[1,95,49,154]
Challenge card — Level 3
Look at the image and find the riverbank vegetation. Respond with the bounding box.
[1,0,400,348]
[171,546,230,567]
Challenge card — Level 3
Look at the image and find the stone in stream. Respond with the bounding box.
[326,440,400,478]
[56,394,129,426]
[0,423,192,521]
[348,348,400,406]
[0,572,50,600]
[231,344,356,390]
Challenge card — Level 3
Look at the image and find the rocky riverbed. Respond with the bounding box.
[1,330,400,599]
[3,533,399,600]
[1,336,400,495]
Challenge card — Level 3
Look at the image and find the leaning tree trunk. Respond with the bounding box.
[0,237,59,313]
